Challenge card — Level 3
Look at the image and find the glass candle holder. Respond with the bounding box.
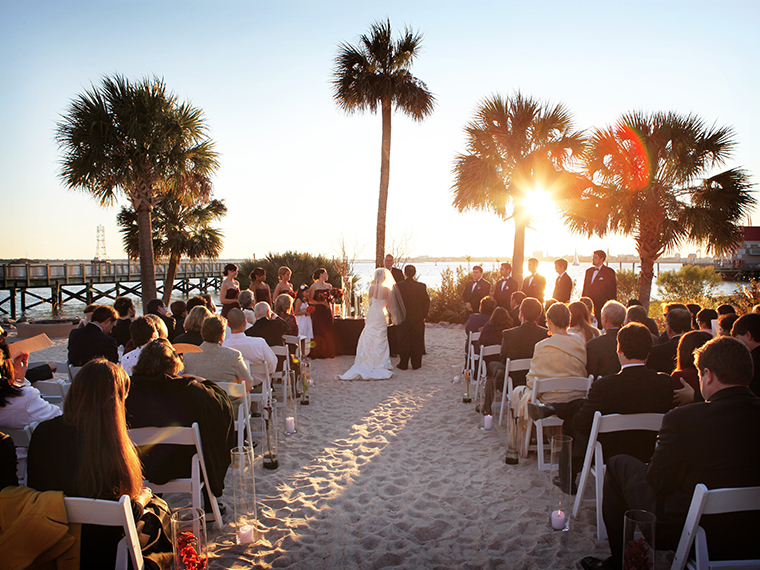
[284,382,298,435]
[463,369,472,403]
[549,434,572,531]
[262,401,279,470]
[623,509,656,569]
[231,445,259,545]
[171,507,207,570]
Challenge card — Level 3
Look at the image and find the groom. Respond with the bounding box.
[396,265,430,370]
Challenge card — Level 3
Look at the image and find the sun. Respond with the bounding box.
[522,187,554,225]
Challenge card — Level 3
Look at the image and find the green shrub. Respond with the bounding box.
[615,269,640,305]
[732,278,760,313]
[239,252,344,291]
[655,265,721,305]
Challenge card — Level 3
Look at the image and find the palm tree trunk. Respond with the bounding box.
[136,205,158,311]
[162,252,181,306]
[512,204,527,284]
[375,100,392,268]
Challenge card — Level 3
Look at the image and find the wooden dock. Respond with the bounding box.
[0,260,233,318]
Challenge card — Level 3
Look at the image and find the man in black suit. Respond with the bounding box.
[586,301,627,378]
[67,305,119,366]
[483,297,549,414]
[552,258,573,303]
[731,313,760,396]
[493,262,518,309]
[245,302,286,346]
[462,265,491,315]
[384,254,404,283]
[146,298,177,342]
[646,308,691,374]
[531,323,673,481]
[396,265,430,370]
[580,336,760,570]
[521,258,546,303]
[582,250,617,324]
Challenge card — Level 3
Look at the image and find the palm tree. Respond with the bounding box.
[562,111,755,309]
[451,93,586,283]
[117,197,227,305]
[57,74,219,309]
[333,19,435,268]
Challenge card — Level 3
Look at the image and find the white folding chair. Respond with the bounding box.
[285,334,309,358]
[5,423,36,485]
[67,363,82,381]
[572,411,664,540]
[216,381,250,449]
[526,375,593,471]
[270,345,291,408]
[496,358,532,426]
[127,422,222,528]
[671,483,760,570]
[475,345,500,407]
[466,331,481,377]
[64,495,143,570]
[32,379,69,408]
[247,361,272,440]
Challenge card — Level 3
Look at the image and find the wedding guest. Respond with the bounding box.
[579,296,597,328]
[273,266,296,299]
[625,305,660,344]
[308,268,335,358]
[183,315,253,390]
[237,290,256,326]
[731,312,760,397]
[126,339,235,515]
[717,303,736,316]
[173,305,213,346]
[274,294,299,336]
[478,307,512,364]
[671,330,713,406]
[508,291,526,325]
[696,307,718,332]
[186,295,207,312]
[224,309,277,387]
[146,299,176,341]
[68,305,119,365]
[248,267,272,307]
[718,313,739,336]
[294,286,314,340]
[170,300,187,335]
[119,316,158,376]
[110,296,135,347]
[686,303,701,330]
[246,302,286,347]
[77,303,98,328]
[627,299,659,335]
[0,327,56,383]
[465,296,497,356]
[568,301,600,343]
[27,359,172,569]
[220,263,240,318]
[200,293,217,314]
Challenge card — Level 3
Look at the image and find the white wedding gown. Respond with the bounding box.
[339,298,394,380]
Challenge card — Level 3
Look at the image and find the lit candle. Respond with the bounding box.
[238,524,254,544]
[285,416,295,433]
[483,415,493,430]
[551,509,567,530]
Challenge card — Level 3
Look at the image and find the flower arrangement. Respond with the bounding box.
[330,288,344,303]
[624,537,653,570]
[176,531,207,570]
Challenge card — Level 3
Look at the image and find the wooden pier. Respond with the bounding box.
[0,260,233,318]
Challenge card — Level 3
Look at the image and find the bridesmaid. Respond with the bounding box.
[248,267,272,307]
[219,263,240,318]
[272,266,296,299]
[308,268,335,358]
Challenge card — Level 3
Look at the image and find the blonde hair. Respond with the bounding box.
[274,294,293,315]
[278,266,291,278]
[184,306,213,333]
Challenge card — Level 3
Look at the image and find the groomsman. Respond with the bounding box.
[553,258,573,303]
[582,250,617,324]
[493,262,518,309]
[396,265,430,370]
[462,265,491,315]
[521,258,546,303]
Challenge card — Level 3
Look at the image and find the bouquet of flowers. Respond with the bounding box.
[315,289,331,303]
[331,288,344,303]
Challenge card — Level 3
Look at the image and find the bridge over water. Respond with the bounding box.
[0,260,236,319]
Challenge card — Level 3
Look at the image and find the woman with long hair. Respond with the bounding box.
[219,263,240,318]
[671,330,713,406]
[27,359,171,568]
[308,268,336,358]
[568,301,600,343]
[272,266,296,299]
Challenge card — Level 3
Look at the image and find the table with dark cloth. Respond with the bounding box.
[334,317,365,356]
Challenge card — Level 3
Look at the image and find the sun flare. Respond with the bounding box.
[522,187,553,223]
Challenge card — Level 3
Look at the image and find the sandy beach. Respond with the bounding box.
[15,323,612,569]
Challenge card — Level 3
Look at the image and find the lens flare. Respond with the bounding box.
[615,122,651,190]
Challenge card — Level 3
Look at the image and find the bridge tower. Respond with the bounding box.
[94,225,108,261]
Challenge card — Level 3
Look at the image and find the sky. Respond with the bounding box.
[1,0,758,262]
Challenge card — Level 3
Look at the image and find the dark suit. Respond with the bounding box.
[245,317,286,346]
[602,386,760,563]
[646,335,680,374]
[109,318,132,347]
[396,277,430,369]
[552,272,573,303]
[750,346,760,397]
[521,273,546,303]
[582,264,617,323]
[585,327,621,378]
[493,276,518,309]
[67,322,119,366]
[390,267,404,283]
[462,278,491,313]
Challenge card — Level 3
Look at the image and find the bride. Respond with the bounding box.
[339,268,405,380]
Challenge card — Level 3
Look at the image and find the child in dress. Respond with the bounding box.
[294,286,313,340]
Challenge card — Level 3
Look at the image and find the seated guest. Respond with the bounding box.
[731,313,760,397]
[0,326,56,382]
[512,302,587,456]
[579,296,598,328]
[718,312,739,336]
[173,306,213,346]
[671,330,713,406]
[119,316,157,376]
[579,336,760,570]
[508,291,526,325]
[626,299,659,336]
[28,359,172,569]
[478,307,512,357]
[0,431,17,489]
[77,303,98,328]
[717,303,736,316]
[274,294,299,337]
[126,339,235,515]
[248,267,272,307]
[696,307,718,332]
[237,290,256,326]
[465,296,497,357]
[657,303,689,344]
[245,302,286,347]
[529,323,673,485]
[146,299,176,341]
[646,308,692,374]
[68,305,119,365]
[586,301,627,378]
[568,301,599,343]
[625,305,660,345]
[686,303,701,330]
[223,309,276,387]
[183,315,253,390]
[170,300,188,335]
[186,295,207,312]
[110,296,135,347]
[200,294,217,314]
